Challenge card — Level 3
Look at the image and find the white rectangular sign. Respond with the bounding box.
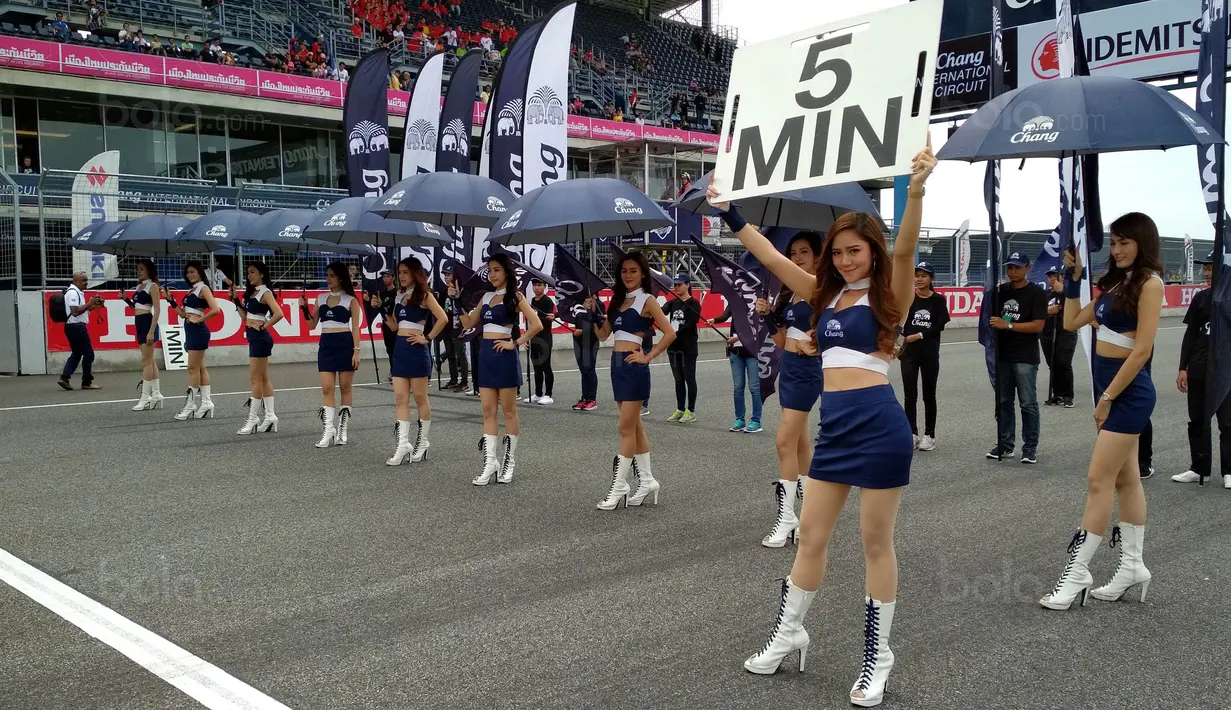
[713,0,943,202]
[160,321,187,371]
[1018,0,1205,87]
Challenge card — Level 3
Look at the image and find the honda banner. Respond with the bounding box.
[71,150,119,287]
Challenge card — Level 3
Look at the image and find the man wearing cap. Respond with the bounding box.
[1041,266,1077,408]
[1173,251,1231,487]
[528,278,556,405]
[987,251,1048,463]
[663,272,703,423]
[437,264,468,390]
[369,269,399,381]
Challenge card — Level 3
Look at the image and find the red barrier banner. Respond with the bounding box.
[60,44,163,83]
[164,58,258,97]
[0,36,59,71]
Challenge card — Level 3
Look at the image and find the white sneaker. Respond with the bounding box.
[538,395,553,405]
[1224,474,1231,490]
[912,435,918,449]
[917,435,936,451]
[1171,470,1202,483]
[525,394,539,404]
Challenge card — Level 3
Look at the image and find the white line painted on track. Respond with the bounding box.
[0,327,1185,413]
[0,547,293,710]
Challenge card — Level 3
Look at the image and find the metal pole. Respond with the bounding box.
[36,171,46,290]
[0,170,22,291]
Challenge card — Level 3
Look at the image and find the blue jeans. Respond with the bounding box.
[997,361,1039,453]
[730,352,762,423]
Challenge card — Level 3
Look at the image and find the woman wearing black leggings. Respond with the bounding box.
[664,273,702,423]
[899,262,949,451]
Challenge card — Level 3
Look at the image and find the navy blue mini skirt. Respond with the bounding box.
[392,336,431,379]
[779,350,823,412]
[611,350,651,402]
[246,327,274,358]
[183,321,210,351]
[318,331,356,373]
[478,338,522,389]
[808,384,913,489]
[1093,354,1155,434]
[134,313,159,344]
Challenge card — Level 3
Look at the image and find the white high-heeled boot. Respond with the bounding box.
[259,396,278,432]
[315,407,336,448]
[1039,529,1103,610]
[597,455,633,510]
[237,398,263,435]
[762,480,799,548]
[174,388,198,421]
[629,452,660,506]
[149,379,164,409]
[410,419,431,462]
[132,381,152,411]
[386,420,413,465]
[744,577,816,674]
[849,597,896,707]
[473,434,500,485]
[1091,523,1151,602]
[496,434,518,483]
[335,406,351,445]
[195,385,214,419]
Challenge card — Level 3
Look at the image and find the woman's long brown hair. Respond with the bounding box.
[398,257,429,305]
[809,212,901,355]
[1094,212,1163,319]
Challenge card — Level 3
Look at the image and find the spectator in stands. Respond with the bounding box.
[86,0,105,31]
[134,29,149,52]
[449,0,460,15]
[603,101,614,120]
[118,23,133,50]
[338,62,350,82]
[693,92,706,120]
[479,85,490,103]
[392,22,405,45]
[444,26,457,49]
[571,96,582,114]
[149,34,165,56]
[20,156,34,174]
[180,35,196,59]
[49,12,69,40]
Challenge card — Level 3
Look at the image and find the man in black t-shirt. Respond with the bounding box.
[1172,252,1231,487]
[528,279,556,404]
[1041,266,1078,407]
[987,251,1048,463]
[663,273,703,421]
[367,270,398,384]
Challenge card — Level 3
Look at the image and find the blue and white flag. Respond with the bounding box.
[342,48,392,293]
[431,49,484,284]
[980,0,1006,386]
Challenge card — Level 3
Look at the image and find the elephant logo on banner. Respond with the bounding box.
[497,98,523,137]
[527,87,564,126]
[443,118,469,157]
[410,119,437,151]
[348,120,389,155]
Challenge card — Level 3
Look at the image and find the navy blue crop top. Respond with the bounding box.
[1094,273,1161,348]
[133,281,156,310]
[183,282,208,315]
[395,291,429,331]
[317,292,355,328]
[610,290,652,344]
[481,290,515,334]
[816,279,889,374]
[244,285,273,321]
[782,299,813,341]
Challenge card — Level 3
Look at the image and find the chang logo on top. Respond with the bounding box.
[613,197,643,215]
[1002,299,1021,321]
[1011,116,1059,145]
[824,319,843,338]
[324,213,348,228]
[911,309,932,328]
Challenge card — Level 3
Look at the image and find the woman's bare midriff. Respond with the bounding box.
[1094,325,1136,360]
[823,364,891,392]
[613,334,644,353]
[784,339,814,355]
[245,319,267,329]
[321,327,350,334]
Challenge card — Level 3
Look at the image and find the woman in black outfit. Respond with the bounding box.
[664,273,702,422]
[571,299,604,410]
[899,262,949,451]
[529,278,556,405]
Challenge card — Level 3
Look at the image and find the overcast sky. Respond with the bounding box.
[713,0,1215,241]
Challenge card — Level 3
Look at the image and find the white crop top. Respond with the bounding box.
[317,292,355,328]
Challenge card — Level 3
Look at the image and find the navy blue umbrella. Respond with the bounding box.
[673,171,884,232]
[489,244,557,288]
[937,75,1225,162]
[369,172,515,228]
[229,208,372,257]
[70,221,128,255]
[306,196,452,248]
[486,178,675,245]
[107,215,194,255]
[173,210,260,252]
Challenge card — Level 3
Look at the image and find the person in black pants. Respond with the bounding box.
[1041,266,1078,408]
[369,270,399,383]
[571,299,604,410]
[663,272,702,422]
[57,271,104,391]
[899,262,949,450]
[987,251,1049,464]
[1173,251,1231,488]
[529,278,556,404]
[440,267,468,390]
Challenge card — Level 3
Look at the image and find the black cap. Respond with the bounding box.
[1046,265,1061,275]
[1195,250,1216,264]
[673,272,691,285]
[1004,251,1030,267]
[914,262,934,276]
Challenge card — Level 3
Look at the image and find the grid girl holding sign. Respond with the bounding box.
[708,136,935,708]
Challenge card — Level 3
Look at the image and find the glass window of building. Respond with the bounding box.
[103,101,168,177]
[37,100,104,171]
[199,114,228,185]
[166,110,200,179]
[648,152,674,202]
[0,99,16,172]
[229,119,281,184]
[281,125,330,187]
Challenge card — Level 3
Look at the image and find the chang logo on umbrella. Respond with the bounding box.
[526,87,564,126]
[348,120,389,156]
[501,209,522,230]
[422,223,441,235]
[823,319,843,338]
[324,213,348,228]
[497,99,523,137]
[1179,112,1210,136]
[1011,116,1059,145]
[206,225,228,237]
[406,119,437,151]
[76,230,93,241]
[614,197,644,215]
[279,225,303,238]
[442,118,469,156]
[486,196,506,212]
[383,190,406,205]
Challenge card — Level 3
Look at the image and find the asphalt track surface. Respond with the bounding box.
[2,318,1229,710]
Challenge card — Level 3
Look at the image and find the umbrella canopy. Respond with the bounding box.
[107,215,194,255]
[70,221,128,255]
[673,172,884,232]
[486,178,675,246]
[306,196,452,248]
[230,208,374,256]
[176,210,261,251]
[937,75,1225,162]
[369,172,515,228]
[489,244,557,288]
